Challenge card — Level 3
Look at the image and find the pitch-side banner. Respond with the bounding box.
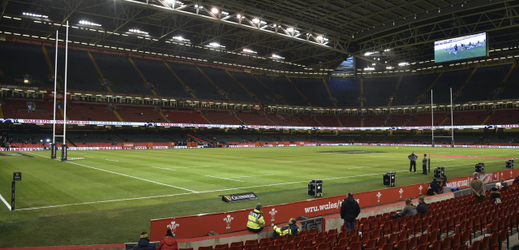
[149,167,519,240]
[1,118,518,131]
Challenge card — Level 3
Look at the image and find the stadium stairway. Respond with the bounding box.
[159,111,171,123]
[322,78,338,107]
[414,72,444,105]
[452,68,478,102]
[286,76,313,106]
[87,51,113,93]
[250,74,289,105]
[128,58,158,96]
[164,62,198,100]
[492,62,516,100]
[197,66,232,101]
[0,103,4,118]
[41,46,62,90]
[113,110,124,122]
[226,70,261,103]
[387,76,403,107]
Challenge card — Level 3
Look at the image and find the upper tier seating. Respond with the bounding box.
[91,52,154,96]
[256,75,307,106]
[363,77,399,107]
[227,71,276,105]
[1,41,519,109]
[130,57,192,99]
[168,62,225,101]
[0,42,52,87]
[291,78,333,107]
[198,66,256,103]
[45,48,106,92]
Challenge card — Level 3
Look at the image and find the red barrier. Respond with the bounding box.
[150,168,519,241]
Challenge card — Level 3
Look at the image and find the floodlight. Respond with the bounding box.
[129,29,149,35]
[236,14,242,19]
[243,48,257,54]
[286,27,294,32]
[252,18,260,24]
[211,7,219,14]
[22,12,48,18]
[79,20,102,27]
[316,35,323,41]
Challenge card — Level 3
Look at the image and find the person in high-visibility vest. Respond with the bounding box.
[271,218,299,240]
[247,203,265,233]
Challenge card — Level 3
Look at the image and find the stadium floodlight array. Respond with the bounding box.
[79,20,102,27]
[128,29,149,36]
[22,12,48,19]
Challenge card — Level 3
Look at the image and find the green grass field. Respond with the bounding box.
[434,45,486,63]
[0,146,516,247]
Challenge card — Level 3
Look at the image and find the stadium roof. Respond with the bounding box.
[1,0,518,76]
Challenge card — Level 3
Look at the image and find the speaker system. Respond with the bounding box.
[307,179,323,197]
[383,172,396,187]
[475,162,485,173]
[506,159,514,169]
[433,167,445,179]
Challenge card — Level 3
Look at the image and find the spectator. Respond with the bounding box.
[422,154,428,175]
[340,193,360,232]
[489,185,501,204]
[394,198,417,218]
[246,203,265,233]
[513,174,519,184]
[500,178,509,190]
[157,229,177,250]
[271,218,299,240]
[470,172,486,204]
[408,152,418,173]
[416,197,429,213]
[133,231,156,250]
[427,178,441,195]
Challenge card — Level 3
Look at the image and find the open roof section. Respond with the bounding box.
[0,0,518,77]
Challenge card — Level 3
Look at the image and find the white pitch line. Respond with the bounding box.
[14,170,405,211]
[26,152,198,193]
[232,174,274,179]
[13,155,504,211]
[0,193,12,211]
[105,159,119,162]
[152,166,176,171]
[66,161,198,193]
[205,175,244,182]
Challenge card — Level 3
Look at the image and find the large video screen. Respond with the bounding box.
[434,32,487,63]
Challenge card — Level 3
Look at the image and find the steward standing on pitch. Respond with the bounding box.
[247,203,265,233]
[408,152,418,173]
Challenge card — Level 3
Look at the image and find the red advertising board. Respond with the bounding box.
[150,168,519,241]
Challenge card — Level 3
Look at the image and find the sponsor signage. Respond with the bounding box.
[150,167,519,240]
[13,172,22,181]
[222,192,258,203]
